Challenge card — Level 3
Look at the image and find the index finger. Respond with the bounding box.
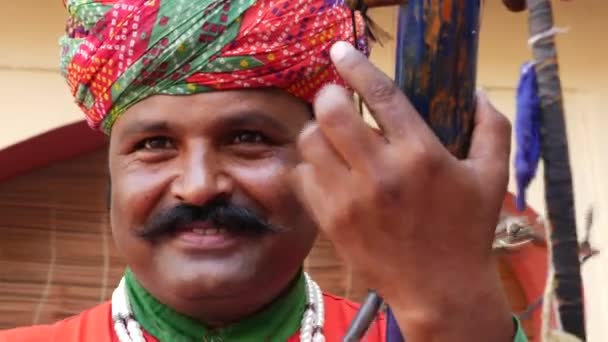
[466,91,511,196]
[467,91,512,164]
[329,41,428,142]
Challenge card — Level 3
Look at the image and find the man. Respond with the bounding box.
[1,0,527,341]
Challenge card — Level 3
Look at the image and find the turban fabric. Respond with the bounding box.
[60,0,367,133]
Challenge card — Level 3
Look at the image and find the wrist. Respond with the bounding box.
[384,263,515,341]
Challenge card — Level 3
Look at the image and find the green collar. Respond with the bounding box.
[124,269,306,342]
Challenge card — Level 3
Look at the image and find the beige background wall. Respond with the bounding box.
[0,0,82,149]
[1,0,606,340]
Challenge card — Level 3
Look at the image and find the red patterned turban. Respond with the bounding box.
[60,0,367,133]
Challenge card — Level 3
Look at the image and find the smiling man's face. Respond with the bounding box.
[108,88,318,324]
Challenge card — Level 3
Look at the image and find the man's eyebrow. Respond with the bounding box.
[218,110,291,133]
[118,120,170,140]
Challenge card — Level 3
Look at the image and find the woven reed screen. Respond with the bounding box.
[0,147,531,336]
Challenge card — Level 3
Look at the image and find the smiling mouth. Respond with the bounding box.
[188,227,227,235]
[169,221,250,253]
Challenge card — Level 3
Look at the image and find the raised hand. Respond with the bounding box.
[291,41,515,341]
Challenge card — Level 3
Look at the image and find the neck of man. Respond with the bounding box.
[123,268,307,341]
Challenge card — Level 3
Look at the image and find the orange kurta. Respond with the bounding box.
[0,293,386,342]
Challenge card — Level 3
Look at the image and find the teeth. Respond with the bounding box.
[191,228,223,235]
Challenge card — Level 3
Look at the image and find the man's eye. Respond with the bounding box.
[136,137,175,150]
[231,131,269,144]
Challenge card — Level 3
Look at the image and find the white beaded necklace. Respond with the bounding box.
[111,273,325,342]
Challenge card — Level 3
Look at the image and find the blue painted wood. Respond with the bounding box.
[395,0,481,158]
[385,3,483,340]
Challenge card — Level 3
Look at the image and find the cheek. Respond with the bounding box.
[110,165,175,267]
[229,157,318,268]
[111,166,172,230]
[229,155,317,236]
[229,154,298,216]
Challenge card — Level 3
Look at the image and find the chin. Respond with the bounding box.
[152,247,263,300]
[174,265,258,300]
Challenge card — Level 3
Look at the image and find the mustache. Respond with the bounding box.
[136,199,282,240]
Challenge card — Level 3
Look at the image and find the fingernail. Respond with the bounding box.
[314,84,331,104]
[330,41,354,63]
[314,83,334,103]
[314,84,353,123]
[476,88,489,103]
[300,121,318,139]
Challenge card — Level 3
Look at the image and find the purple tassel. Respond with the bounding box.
[385,306,405,342]
[514,62,542,211]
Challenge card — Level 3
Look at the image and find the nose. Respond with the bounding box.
[170,143,232,206]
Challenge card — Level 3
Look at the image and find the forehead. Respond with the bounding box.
[110,88,312,137]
